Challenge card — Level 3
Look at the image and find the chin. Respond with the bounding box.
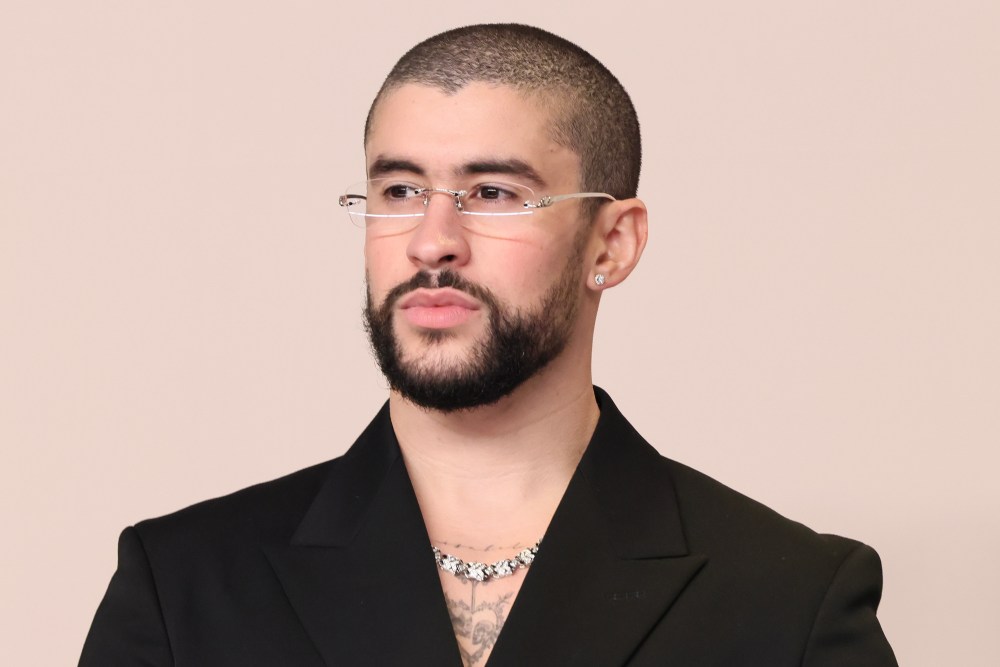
[397,342,478,376]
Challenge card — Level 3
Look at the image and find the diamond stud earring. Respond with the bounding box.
[594,274,606,286]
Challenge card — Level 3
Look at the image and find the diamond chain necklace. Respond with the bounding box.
[432,540,541,583]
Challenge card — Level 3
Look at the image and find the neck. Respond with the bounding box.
[389,358,599,548]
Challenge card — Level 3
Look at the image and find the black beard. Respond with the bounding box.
[363,263,581,413]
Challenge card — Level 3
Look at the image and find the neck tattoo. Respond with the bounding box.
[432,540,541,583]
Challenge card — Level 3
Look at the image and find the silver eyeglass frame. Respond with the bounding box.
[525,192,617,209]
[338,182,616,218]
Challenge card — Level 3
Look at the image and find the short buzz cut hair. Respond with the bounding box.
[364,24,641,209]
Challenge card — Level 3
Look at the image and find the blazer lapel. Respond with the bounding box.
[487,388,707,666]
[263,389,703,666]
[263,405,462,666]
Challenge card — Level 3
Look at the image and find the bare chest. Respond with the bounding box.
[439,573,526,667]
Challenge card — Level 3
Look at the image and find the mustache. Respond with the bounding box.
[380,270,498,311]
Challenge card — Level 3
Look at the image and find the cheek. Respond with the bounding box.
[364,237,407,295]
[472,240,561,298]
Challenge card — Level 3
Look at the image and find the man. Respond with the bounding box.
[81,24,897,666]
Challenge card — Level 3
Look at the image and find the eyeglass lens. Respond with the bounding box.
[341,179,537,225]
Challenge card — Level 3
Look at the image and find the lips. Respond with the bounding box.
[398,288,480,329]
[397,287,480,310]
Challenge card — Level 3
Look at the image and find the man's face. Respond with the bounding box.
[363,83,591,411]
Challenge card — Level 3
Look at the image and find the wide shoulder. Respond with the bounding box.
[587,388,869,571]
[132,456,344,551]
[663,457,865,571]
[130,403,398,564]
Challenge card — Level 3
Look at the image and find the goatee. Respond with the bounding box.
[363,263,581,412]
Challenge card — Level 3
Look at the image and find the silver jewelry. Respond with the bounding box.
[594,273,606,286]
[432,540,541,583]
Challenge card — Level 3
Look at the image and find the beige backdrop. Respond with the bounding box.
[2,1,998,665]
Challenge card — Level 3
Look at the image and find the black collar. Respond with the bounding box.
[265,387,706,666]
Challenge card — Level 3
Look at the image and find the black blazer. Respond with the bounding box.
[81,388,897,666]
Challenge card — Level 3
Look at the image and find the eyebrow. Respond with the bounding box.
[368,157,425,178]
[459,159,546,189]
[367,156,547,189]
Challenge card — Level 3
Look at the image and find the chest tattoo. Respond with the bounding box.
[444,579,512,666]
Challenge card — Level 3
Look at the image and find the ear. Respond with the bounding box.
[587,198,648,290]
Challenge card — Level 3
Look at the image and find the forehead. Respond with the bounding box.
[365,83,579,186]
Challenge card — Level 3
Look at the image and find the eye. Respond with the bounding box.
[468,183,521,203]
[478,185,505,200]
[383,182,421,200]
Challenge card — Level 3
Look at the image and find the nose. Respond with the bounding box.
[405,190,471,270]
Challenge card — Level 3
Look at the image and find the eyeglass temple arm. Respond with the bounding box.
[524,192,617,209]
[338,194,366,207]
